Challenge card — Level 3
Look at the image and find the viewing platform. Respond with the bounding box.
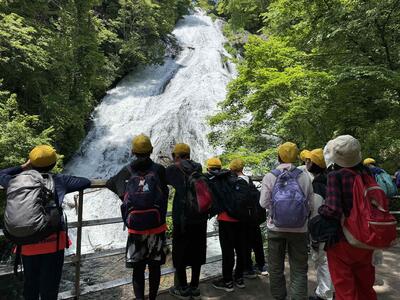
[72,243,399,300]
[0,180,399,299]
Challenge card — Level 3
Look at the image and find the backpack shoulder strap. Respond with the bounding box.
[42,173,55,193]
[290,168,303,178]
[271,169,282,177]
[126,165,134,176]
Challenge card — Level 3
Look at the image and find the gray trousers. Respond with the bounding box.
[268,231,308,300]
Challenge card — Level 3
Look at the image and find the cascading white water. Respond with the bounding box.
[63,9,235,255]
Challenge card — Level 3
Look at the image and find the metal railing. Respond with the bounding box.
[0,180,223,299]
[0,178,399,300]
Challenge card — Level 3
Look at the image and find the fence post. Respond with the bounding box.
[74,190,84,299]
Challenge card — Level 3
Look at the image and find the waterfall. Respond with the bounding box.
[63,9,235,254]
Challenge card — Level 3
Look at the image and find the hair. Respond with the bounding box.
[308,162,325,175]
[32,163,56,173]
[208,167,221,171]
[133,152,151,158]
[172,153,190,160]
[278,155,284,163]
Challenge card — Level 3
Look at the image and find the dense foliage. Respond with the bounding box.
[0,0,191,257]
[209,0,400,173]
[0,0,191,168]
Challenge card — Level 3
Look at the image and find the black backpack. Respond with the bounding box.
[121,164,165,231]
[207,171,266,224]
[225,176,266,224]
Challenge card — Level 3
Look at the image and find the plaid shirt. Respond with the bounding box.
[318,166,370,220]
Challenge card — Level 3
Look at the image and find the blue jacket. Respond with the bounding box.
[0,166,91,205]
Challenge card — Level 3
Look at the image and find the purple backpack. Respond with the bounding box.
[271,168,309,228]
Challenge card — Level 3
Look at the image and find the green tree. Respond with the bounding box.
[210,0,400,172]
[216,0,269,32]
[0,86,53,169]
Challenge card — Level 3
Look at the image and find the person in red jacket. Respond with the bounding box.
[319,135,377,300]
[0,145,91,300]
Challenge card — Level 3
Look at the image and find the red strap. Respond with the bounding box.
[127,223,167,235]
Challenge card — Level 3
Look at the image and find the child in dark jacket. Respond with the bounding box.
[106,134,168,300]
[166,143,206,300]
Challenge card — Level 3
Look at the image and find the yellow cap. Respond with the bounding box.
[207,157,222,169]
[229,158,244,172]
[304,148,326,169]
[29,145,57,168]
[131,134,153,154]
[363,158,376,166]
[172,143,190,156]
[299,150,311,162]
[278,142,299,163]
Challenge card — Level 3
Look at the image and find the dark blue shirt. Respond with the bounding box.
[0,166,91,205]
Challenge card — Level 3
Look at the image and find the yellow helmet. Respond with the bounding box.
[304,148,326,169]
[229,158,244,172]
[363,158,376,166]
[278,142,299,163]
[29,145,57,168]
[131,134,153,154]
[207,157,222,169]
[172,143,190,156]
[299,150,311,162]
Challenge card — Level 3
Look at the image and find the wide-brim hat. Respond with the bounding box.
[327,135,362,168]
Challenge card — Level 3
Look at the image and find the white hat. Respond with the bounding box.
[328,135,362,168]
[323,140,334,168]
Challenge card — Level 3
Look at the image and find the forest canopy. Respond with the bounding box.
[0,0,191,169]
[208,0,400,173]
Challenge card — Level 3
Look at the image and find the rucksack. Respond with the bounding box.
[342,169,398,249]
[374,169,398,198]
[271,168,309,228]
[224,176,266,224]
[182,169,213,221]
[121,164,165,231]
[4,170,62,245]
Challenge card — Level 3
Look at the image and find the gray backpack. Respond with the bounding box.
[4,170,62,245]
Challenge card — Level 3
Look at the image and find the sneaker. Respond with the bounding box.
[256,265,269,276]
[243,269,257,279]
[190,286,201,300]
[169,286,191,300]
[234,277,245,289]
[212,278,234,292]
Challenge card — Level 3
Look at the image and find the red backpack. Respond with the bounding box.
[342,169,398,249]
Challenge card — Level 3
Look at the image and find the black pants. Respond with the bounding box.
[244,223,266,270]
[218,221,245,282]
[22,250,64,300]
[175,264,201,288]
[132,261,161,300]
[172,221,207,288]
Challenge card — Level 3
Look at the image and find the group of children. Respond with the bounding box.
[1,133,398,300]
